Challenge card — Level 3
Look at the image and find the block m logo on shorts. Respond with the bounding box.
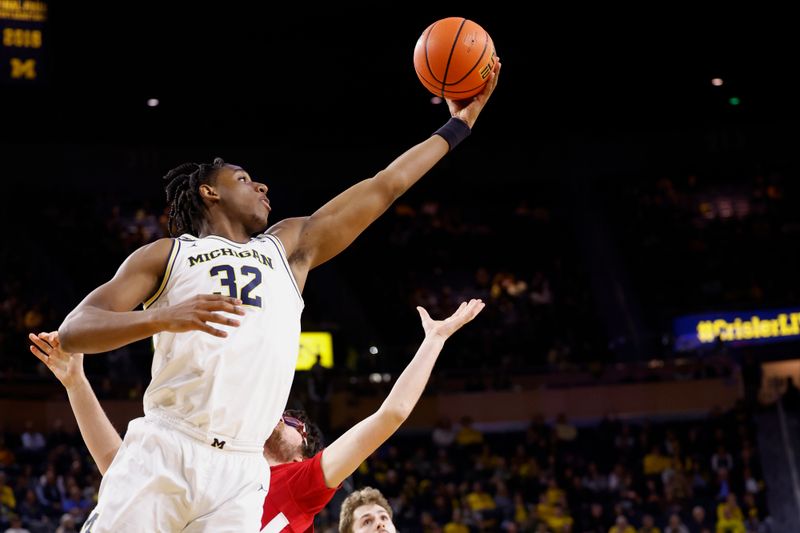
[211,438,226,449]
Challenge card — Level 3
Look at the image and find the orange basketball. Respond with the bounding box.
[413,17,496,100]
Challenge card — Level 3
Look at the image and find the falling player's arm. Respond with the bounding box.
[320,299,485,488]
[58,238,244,354]
[269,61,501,291]
[28,332,121,475]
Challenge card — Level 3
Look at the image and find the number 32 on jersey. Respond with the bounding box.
[210,265,262,307]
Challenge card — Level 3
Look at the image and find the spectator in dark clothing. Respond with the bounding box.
[740,353,762,411]
[782,377,800,412]
[577,502,608,533]
[687,504,712,533]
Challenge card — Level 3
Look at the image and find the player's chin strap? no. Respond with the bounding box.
[433,117,471,151]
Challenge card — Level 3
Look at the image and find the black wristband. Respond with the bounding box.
[433,117,471,151]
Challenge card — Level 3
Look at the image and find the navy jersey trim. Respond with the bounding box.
[143,239,181,309]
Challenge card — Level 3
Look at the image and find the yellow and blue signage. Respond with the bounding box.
[674,308,800,351]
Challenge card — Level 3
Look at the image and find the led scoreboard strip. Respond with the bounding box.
[0,0,47,84]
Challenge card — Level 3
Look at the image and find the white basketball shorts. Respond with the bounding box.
[80,416,270,532]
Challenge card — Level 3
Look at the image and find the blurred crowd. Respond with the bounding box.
[0,403,768,532]
[599,170,800,346]
[315,403,768,532]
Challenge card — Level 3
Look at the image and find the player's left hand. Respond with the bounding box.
[29,331,86,390]
[417,298,485,341]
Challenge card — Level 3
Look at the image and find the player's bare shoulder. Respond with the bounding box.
[266,216,309,260]
[123,237,178,275]
[140,236,176,258]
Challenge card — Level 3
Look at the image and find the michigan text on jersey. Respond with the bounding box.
[187,247,273,268]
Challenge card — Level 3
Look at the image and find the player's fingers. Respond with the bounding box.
[29,332,51,352]
[30,335,50,364]
[450,301,468,318]
[198,294,242,306]
[47,331,60,347]
[452,300,483,324]
[467,300,486,318]
[195,321,228,338]
[467,298,484,309]
[204,300,246,316]
[31,332,54,350]
[30,344,50,365]
[416,306,431,322]
[201,311,241,328]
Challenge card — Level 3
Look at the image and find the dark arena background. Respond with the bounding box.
[2,3,800,532]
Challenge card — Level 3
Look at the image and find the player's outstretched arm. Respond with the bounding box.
[320,299,485,488]
[58,238,245,353]
[269,60,501,290]
[29,331,122,475]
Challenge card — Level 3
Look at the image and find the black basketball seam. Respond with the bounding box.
[445,31,490,86]
[415,69,439,87]
[416,69,487,98]
[416,69,448,94]
[439,18,468,99]
[423,21,443,89]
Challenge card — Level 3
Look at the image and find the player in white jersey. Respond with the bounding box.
[142,233,304,446]
[56,60,501,531]
[30,298,484,532]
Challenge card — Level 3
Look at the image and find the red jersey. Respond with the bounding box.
[260,451,338,533]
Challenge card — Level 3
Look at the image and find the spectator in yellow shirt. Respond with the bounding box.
[545,502,573,532]
[535,492,552,523]
[466,481,498,529]
[643,446,670,477]
[443,507,470,533]
[0,471,17,512]
[545,478,566,506]
[609,514,636,533]
[466,482,496,513]
[715,504,745,533]
[455,416,484,447]
[716,494,743,523]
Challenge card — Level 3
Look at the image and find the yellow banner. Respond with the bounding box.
[296,332,333,370]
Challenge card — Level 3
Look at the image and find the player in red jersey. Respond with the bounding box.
[30,299,484,532]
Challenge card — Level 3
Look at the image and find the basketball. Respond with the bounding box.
[413,17,496,100]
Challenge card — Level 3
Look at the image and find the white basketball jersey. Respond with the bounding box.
[143,233,303,447]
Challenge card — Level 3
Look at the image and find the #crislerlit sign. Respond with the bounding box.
[674,308,800,351]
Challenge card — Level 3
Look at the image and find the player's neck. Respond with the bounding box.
[197,218,251,244]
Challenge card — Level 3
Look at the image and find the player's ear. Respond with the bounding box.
[199,183,219,202]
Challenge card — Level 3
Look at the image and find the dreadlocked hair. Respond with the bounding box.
[163,157,227,237]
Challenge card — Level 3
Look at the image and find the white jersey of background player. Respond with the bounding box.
[57,59,500,533]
